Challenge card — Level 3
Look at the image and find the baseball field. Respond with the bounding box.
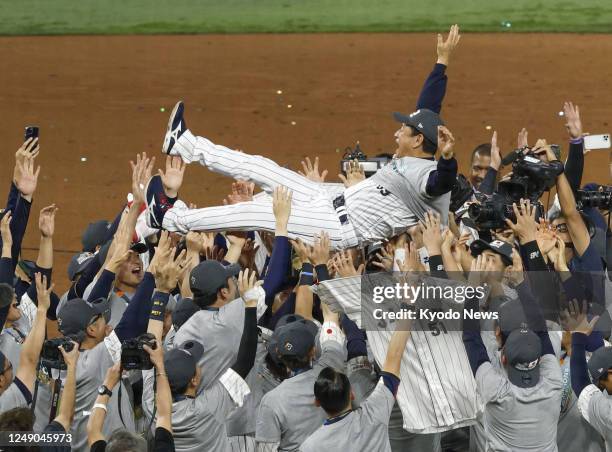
[1,1,611,290]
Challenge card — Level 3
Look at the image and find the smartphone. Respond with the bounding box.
[24,126,39,142]
[584,134,610,150]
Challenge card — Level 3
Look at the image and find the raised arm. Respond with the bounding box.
[263,186,292,300]
[50,342,79,431]
[382,316,412,378]
[231,269,261,379]
[143,340,173,434]
[87,362,122,446]
[425,126,458,197]
[16,273,51,394]
[462,256,491,375]
[561,102,585,193]
[415,24,460,113]
[25,205,58,305]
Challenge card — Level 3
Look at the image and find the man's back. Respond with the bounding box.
[479,355,562,451]
[300,379,395,452]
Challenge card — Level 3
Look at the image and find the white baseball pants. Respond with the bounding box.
[162,129,358,249]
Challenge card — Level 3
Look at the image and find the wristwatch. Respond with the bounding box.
[97,385,112,397]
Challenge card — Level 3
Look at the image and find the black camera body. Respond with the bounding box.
[339,142,391,178]
[121,333,157,370]
[578,187,612,210]
[468,150,563,230]
[41,338,75,370]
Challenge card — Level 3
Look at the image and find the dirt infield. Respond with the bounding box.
[1,33,611,291]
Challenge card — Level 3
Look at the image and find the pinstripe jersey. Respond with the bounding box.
[316,275,480,434]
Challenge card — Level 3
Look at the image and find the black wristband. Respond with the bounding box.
[299,263,314,286]
[315,264,330,282]
[149,291,170,321]
[520,240,541,262]
[428,255,445,273]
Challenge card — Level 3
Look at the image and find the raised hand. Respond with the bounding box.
[548,236,569,272]
[332,250,364,277]
[505,249,524,286]
[420,211,443,255]
[143,340,164,369]
[298,156,328,183]
[59,342,80,369]
[490,131,502,170]
[290,238,312,264]
[436,24,461,66]
[372,244,394,272]
[15,154,40,199]
[272,186,292,236]
[224,180,255,205]
[14,138,39,183]
[505,199,537,245]
[437,126,455,159]
[1,212,12,255]
[563,102,582,139]
[338,159,366,188]
[35,273,54,312]
[309,231,331,266]
[237,268,263,307]
[560,299,599,335]
[131,152,156,205]
[397,242,425,273]
[148,230,173,275]
[103,362,122,391]
[517,128,529,149]
[38,204,58,238]
[535,219,557,256]
[158,155,185,198]
[154,248,187,293]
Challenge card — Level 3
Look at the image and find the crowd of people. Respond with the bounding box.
[0,23,611,452]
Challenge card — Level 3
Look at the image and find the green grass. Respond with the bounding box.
[1,0,611,35]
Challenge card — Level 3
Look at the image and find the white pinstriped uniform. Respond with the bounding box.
[162,130,432,249]
[316,275,480,434]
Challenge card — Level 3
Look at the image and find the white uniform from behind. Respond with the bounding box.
[316,275,480,434]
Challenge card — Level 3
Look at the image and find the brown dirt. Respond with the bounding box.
[1,33,611,292]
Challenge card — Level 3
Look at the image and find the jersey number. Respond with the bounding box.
[376,185,391,196]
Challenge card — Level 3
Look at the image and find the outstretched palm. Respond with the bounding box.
[159,156,185,198]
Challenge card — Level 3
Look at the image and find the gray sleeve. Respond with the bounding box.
[141,369,155,419]
[578,384,612,439]
[475,361,509,404]
[538,354,563,388]
[360,378,396,424]
[0,382,28,412]
[85,334,117,381]
[256,394,282,444]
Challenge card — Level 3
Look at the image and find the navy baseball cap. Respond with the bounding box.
[393,108,443,147]
[470,239,514,266]
[497,298,528,337]
[68,252,95,281]
[82,220,110,252]
[172,297,200,331]
[588,346,612,382]
[504,328,542,388]
[273,316,318,359]
[57,298,111,337]
[189,261,240,301]
[164,340,204,393]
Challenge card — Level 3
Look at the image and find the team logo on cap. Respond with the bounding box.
[490,240,505,248]
[284,342,293,351]
[190,275,196,285]
[515,358,539,371]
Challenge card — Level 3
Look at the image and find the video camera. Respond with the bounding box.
[467,148,564,230]
[340,142,391,178]
[40,337,75,370]
[577,186,612,211]
[121,333,157,370]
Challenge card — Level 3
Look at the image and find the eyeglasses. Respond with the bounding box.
[554,223,568,233]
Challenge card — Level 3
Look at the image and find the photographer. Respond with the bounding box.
[0,273,51,412]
